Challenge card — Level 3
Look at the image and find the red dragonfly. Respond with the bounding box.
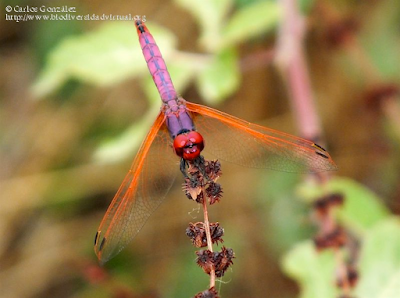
[94,18,337,264]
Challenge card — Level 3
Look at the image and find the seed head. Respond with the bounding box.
[196,250,214,275]
[213,247,234,277]
[205,160,222,181]
[186,222,224,248]
[183,177,203,203]
[206,182,223,205]
[336,266,358,289]
[193,287,220,298]
[314,227,347,250]
[313,193,344,218]
[195,247,235,277]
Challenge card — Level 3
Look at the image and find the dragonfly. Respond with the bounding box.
[94,18,337,264]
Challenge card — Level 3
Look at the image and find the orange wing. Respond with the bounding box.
[186,102,337,173]
[94,112,178,264]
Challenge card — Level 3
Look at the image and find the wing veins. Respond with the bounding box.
[95,112,168,262]
[186,102,337,172]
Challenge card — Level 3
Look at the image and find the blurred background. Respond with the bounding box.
[1,0,400,297]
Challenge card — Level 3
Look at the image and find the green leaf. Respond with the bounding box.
[32,22,176,98]
[282,241,338,298]
[297,177,390,235]
[174,0,233,52]
[196,48,240,104]
[328,177,390,234]
[233,0,264,8]
[298,0,315,14]
[356,218,400,298]
[31,17,83,66]
[377,269,400,298]
[164,249,213,297]
[283,219,400,298]
[259,171,301,199]
[221,1,282,48]
[256,172,312,253]
[359,0,400,79]
[93,104,159,164]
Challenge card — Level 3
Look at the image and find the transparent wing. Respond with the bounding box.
[186,102,337,173]
[94,112,179,264]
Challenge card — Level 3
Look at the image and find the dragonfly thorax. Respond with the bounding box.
[173,131,204,160]
[163,98,186,114]
[163,98,196,139]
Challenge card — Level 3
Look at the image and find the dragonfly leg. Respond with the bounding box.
[181,155,216,186]
[180,158,189,177]
[181,156,209,181]
[192,156,212,181]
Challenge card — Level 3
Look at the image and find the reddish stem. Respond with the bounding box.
[276,0,351,295]
[335,248,351,294]
[276,0,322,141]
[202,194,216,288]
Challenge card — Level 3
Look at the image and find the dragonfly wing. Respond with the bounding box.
[186,102,337,173]
[94,112,178,264]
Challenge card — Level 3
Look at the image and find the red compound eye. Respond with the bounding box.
[187,131,204,146]
[173,131,204,160]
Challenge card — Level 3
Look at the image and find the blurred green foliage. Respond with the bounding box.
[283,218,400,298]
[32,23,177,98]
[196,48,240,103]
[32,0,282,163]
[359,0,400,79]
[283,241,339,298]
[298,177,390,233]
[33,0,282,101]
[2,0,400,297]
[283,175,400,298]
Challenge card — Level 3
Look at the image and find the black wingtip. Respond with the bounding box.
[312,143,327,152]
[94,231,100,245]
[315,150,329,159]
[99,237,106,251]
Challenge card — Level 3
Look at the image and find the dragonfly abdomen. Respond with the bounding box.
[135,20,177,102]
[135,19,204,161]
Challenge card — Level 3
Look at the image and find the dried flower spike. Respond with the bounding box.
[314,227,347,250]
[210,223,224,245]
[213,246,235,277]
[325,17,359,47]
[313,193,344,218]
[337,265,359,289]
[183,156,231,292]
[204,160,222,181]
[196,250,214,275]
[182,157,223,205]
[328,193,344,206]
[206,182,223,205]
[186,222,224,248]
[195,247,235,277]
[364,84,399,110]
[193,287,220,298]
[183,177,204,203]
[186,222,203,247]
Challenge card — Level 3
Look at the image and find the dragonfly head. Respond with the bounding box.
[173,131,204,160]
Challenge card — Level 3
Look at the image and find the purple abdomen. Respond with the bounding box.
[136,23,177,102]
[135,20,196,139]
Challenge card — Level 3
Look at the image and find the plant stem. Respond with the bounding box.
[276,0,322,141]
[335,248,350,294]
[276,0,352,295]
[202,193,216,288]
